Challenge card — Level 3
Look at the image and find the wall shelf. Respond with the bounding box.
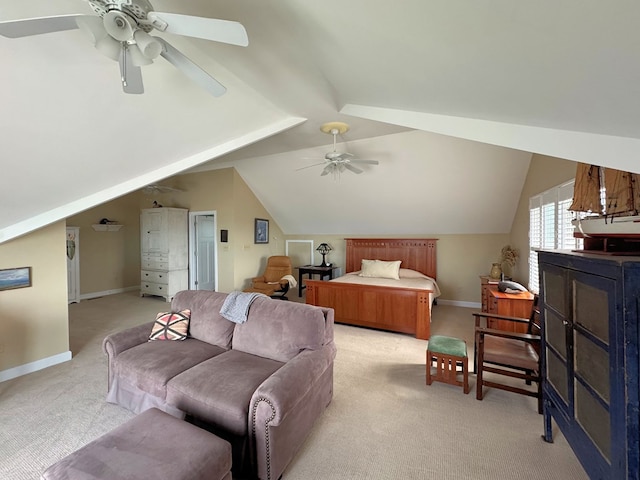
[92,224,124,232]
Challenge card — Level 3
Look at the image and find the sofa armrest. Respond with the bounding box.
[251,344,335,423]
[102,321,154,358]
[250,343,336,480]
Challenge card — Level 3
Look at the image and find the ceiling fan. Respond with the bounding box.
[298,122,379,177]
[142,184,183,195]
[0,0,248,96]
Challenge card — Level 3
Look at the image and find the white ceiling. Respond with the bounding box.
[2,0,639,242]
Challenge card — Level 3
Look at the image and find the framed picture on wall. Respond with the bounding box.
[0,266,32,291]
[254,218,269,244]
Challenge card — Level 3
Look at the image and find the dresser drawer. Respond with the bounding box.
[141,282,168,296]
[142,253,168,262]
[141,259,169,270]
[141,270,168,284]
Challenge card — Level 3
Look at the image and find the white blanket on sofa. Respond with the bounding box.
[220,291,265,324]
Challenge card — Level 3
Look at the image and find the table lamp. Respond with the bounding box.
[316,243,332,267]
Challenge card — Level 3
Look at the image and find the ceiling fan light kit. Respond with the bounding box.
[0,0,249,97]
[296,122,380,178]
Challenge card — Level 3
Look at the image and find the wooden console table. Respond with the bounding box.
[295,265,338,297]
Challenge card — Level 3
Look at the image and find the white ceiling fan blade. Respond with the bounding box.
[0,14,89,38]
[157,38,226,97]
[295,162,327,171]
[148,12,248,47]
[119,45,144,94]
[351,159,379,165]
[143,184,183,194]
[321,164,334,176]
[344,163,364,174]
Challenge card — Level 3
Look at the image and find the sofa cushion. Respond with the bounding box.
[113,338,226,399]
[171,291,235,348]
[166,350,284,436]
[232,297,326,362]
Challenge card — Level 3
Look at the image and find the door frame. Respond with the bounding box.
[66,226,80,304]
[188,211,218,291]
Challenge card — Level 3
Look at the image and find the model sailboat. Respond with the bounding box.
[569,163,640,253]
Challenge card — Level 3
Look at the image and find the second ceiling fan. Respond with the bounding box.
[299,122,379,177]
[0,0,249,96]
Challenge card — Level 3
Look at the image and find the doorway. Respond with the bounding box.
[189,211,218,291]
[66,226,80,303]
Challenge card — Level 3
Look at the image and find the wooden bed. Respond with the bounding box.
[305,238,438,340]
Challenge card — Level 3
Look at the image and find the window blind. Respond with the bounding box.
[529,180,581,293]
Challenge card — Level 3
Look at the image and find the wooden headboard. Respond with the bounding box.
[344,238,438,279]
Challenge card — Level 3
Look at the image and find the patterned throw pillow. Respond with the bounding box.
[149,309,191,341]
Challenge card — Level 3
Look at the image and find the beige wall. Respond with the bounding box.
[510,153,578,286]
[0,222,69,371]
[67,193,142,296]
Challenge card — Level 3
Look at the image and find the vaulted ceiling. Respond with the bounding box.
[2,1,640,242]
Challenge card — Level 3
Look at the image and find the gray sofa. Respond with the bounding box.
[102,290,336,480]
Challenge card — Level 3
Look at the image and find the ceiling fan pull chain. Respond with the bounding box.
[120,44,128,86]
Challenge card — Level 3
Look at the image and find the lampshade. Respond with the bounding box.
[133,29,162,60]
[316,243,332,254]
[128,43,153,67]
[95,35,122,61]
[76,16,107,45]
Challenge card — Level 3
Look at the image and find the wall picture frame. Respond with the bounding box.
[0,266,32,291]
[254,218,269,244]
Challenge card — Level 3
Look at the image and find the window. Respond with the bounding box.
[529,180,583,293]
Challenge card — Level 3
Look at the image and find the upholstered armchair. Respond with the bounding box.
[245,256,293,299]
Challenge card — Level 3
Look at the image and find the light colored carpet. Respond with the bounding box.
[0,292,588,479]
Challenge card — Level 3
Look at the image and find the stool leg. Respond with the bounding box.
[463,358,469,394]
[426,350,432,385]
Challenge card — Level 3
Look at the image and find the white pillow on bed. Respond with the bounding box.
[359,259,402,280]
[398,268,428,279]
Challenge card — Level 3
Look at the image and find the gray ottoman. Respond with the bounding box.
[41,408,232,480]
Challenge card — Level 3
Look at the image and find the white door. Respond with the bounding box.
[190,213,217,290]
[66,227,80,303]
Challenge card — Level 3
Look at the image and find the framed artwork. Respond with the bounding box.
[0,266,32,291]
[254,218,269,244]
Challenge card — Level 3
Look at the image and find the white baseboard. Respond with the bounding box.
[0,350,72,383]
[79,285,139,301]
[437,299,482,309]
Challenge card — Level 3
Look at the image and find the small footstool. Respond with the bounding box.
[426,335,470,394]
[41,408,232,480]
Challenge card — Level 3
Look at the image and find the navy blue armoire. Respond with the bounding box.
[539,250,640,479]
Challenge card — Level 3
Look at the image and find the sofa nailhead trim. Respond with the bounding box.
[251,397,276,480]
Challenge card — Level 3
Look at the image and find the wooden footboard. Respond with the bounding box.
[305,280,431,340]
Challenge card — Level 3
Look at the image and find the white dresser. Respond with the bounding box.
[140,207,188,302]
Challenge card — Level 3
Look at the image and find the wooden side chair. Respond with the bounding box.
[473,295,542,413]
